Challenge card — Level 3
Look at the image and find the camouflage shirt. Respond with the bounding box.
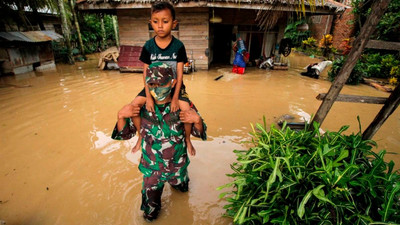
[112,103,207,178]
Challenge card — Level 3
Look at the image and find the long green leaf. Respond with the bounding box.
[298,190,313,219]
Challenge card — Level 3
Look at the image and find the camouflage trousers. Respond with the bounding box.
[141,169,189,219]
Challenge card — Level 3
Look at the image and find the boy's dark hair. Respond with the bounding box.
[151,1,176,20]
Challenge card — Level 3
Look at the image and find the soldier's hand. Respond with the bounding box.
[118,104,140,120]
[179,109,201,124]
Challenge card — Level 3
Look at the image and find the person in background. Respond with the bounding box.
[301,60,333,79]
[232,37,249,74]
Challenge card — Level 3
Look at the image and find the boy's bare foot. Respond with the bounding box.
[132,136,142,153]
[186,140,196,156]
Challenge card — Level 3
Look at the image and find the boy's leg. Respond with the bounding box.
[179,100,195,156]
[141,171,165,221]
[131,96,146,153]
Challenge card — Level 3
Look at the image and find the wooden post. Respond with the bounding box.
[311,0,391,126]
[362,84,400,140]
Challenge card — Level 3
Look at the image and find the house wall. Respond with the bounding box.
[331,8,355,51]
[177,8,209,70]
[117,8,210,70]
[309,15,334,42]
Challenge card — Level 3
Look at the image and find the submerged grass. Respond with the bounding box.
[218,118,400,224]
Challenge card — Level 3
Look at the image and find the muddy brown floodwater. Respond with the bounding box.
[0,53,399,225]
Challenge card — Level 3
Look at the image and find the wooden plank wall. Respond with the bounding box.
[177,8,209,70]
[117,9,150,47]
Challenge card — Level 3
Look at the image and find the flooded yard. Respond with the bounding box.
[1,53,399,225]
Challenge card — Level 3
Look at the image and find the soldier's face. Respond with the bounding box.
[148,80,174,102]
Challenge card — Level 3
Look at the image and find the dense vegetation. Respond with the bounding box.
[328,0,400,84]
[283,19,310,48]
[219,119,400,224]
[53,14,117,63]
[329,54,400,85]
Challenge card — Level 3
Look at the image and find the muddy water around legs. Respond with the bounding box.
[0,53,399,224]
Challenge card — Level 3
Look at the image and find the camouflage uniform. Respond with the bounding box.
[112,62,207,220]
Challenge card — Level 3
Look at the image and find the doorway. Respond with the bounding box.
[210,24,233,65]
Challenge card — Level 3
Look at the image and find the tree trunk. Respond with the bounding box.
[100,13,106,50]
[70,0,86,59]
[58,0,74,64]
[311,0,391,127]
[112,15,120,48]
[362,84,400,140]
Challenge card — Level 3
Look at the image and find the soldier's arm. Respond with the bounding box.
[179,109,207,141]
[111,104,141,140]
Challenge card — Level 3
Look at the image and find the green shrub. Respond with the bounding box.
[284,19,311,47]
[218,119,400,224]
[328,56,365,85]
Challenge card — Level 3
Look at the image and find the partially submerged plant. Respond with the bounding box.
[218,118,400,224]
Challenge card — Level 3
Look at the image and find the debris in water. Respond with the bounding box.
[46,187,49,191]
[214,75,224,81]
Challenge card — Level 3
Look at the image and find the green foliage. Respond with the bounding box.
[329,54,400,84]
[328,56,365,85]
[284,19,311,47]
[70,14,116,54]
[302,37,317,48]
[352,0,400,42]
[218,119,400,224]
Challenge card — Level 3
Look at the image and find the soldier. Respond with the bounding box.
[111,62,207,221]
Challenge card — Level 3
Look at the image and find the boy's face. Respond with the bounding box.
[150,9,177,38]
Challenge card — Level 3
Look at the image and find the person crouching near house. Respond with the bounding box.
[232,37,250,74]
[111,62,207,221]
[300,60,333,79]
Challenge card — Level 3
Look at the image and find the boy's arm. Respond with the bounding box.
[142,63,155,112]
[171,62,184,112]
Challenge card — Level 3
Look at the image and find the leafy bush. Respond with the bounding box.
[352,0,400,42]
[302,37,317,48]
[328,56,365,85]
[284,19,311,47]
[219,120,400,224]
[329,54,400,84]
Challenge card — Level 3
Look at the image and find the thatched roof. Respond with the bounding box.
[77,0,347,14]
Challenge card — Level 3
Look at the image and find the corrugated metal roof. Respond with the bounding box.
[0,31,63,43]
[41,31,63,40]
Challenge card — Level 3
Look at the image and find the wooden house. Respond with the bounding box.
[77,0,344,70]
[0,31,63,75]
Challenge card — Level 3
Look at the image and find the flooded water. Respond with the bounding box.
[1,53,399,225]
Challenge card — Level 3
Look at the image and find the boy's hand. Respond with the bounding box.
[118,104,141,120]
[145,97,155,112]
[171,98,179,112]
[179,109,201,124]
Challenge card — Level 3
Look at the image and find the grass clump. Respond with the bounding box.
[218,119,400,224]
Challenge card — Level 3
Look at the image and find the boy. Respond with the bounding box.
[112,62,207,221]
[131,1,196,156]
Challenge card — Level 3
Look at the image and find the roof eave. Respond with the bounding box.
[77,1,344,15]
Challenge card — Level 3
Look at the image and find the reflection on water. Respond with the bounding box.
[0,53,399,225]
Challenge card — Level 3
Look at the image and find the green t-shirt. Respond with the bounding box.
[139,36,188,79]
